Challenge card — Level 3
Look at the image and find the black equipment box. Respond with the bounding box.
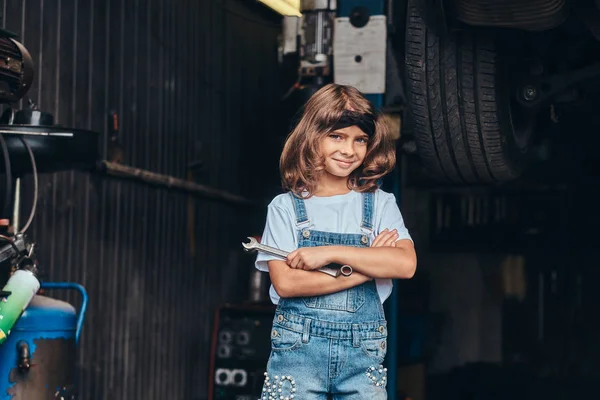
[209,303,276,400]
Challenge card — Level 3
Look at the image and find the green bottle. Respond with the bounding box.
[0,269,40,344]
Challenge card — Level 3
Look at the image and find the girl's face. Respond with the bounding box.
[319,125,369,180]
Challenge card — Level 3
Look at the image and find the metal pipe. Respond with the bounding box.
[12,178,20,232]
[316,11,324,56]
[96,161,260,208]
[386,150,404,400]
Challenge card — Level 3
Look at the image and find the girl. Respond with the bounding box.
[255,84,417,400]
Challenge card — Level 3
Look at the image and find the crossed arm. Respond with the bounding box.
[268,229,417,298]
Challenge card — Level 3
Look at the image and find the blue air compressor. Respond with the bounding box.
[0,27,98,399]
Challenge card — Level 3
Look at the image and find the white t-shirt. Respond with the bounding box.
[255,189,413,304]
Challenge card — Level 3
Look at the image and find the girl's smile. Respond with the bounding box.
[333,158,355,169]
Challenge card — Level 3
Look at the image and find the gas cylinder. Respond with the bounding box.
[0,283,87,399]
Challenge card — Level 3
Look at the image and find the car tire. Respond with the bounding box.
[404,1,534,184]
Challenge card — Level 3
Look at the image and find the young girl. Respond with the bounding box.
[255,83,417,400]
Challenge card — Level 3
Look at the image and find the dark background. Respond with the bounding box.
[1,0,285,398]
[3,0,600,399]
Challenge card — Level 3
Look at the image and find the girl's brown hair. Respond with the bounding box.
[280,83,396,197]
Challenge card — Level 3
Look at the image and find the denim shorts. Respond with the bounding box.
[260,311,389,400]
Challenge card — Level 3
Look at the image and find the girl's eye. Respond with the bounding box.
[329,134,342,140]
[356,137,369,144]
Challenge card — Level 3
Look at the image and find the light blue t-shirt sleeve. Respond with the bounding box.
[255,199,298,272]
[375,192,413,242]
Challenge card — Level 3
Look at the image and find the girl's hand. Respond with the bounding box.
[371,228,399,248]
[286,247,333,271]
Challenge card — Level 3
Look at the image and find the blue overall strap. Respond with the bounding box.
[361,192,374,233]
[289,192,310,228]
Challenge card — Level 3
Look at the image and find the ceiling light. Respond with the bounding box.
[258,0,302,17]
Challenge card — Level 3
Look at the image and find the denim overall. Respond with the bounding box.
[260,192,388,400]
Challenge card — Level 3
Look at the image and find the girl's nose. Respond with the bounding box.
[340,141,354,155]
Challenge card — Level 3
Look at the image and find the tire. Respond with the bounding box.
[404,1,533,184]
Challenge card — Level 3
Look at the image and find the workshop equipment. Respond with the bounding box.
[0,28,98,398]
[208,304,276,400]
[0,282,88,399]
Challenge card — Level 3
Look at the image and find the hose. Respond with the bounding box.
[0,134,12,219]
[18,137,37,234]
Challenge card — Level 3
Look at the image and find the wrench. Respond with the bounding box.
[242,237,352,277]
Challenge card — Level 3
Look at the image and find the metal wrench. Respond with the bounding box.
[242,237,352,277]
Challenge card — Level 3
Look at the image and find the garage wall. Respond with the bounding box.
[423,253,503,373]
[1,0,282,398]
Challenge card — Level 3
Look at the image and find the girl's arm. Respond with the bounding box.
[287,192,418,279]
[286,235,417,280]
[268,260,372,298]
[325,239,416,279]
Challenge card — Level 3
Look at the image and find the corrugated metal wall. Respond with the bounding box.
[2,0,282,398]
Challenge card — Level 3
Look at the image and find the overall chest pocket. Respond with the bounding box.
[302,285,365,312]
